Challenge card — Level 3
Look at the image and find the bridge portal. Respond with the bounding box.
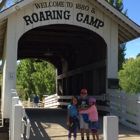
[0,0,140,125]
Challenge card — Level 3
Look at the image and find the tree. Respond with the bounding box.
[0,0,7,10]
[0,0,21,11]
[136,53,140,58]
[118,43,126,71]
[105,0,127,71]
[118,57,140,94]
[17,59,56,100]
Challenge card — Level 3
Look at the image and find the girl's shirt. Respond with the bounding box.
[67,104,78,117]
[79,105,98,121]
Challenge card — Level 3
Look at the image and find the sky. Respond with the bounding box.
[123,0,140,59]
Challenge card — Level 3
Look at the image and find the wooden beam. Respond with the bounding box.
[22,35,88,43]
[57,59,106,79]
[118,25,134,40]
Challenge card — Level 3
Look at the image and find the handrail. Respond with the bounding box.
[44,94,104,109]
[10,89,31,140]
[18,98,31,139]
[24,112,31,139]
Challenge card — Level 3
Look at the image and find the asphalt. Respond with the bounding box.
[25,108,140,140]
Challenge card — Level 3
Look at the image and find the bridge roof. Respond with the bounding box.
[0,0,140,59]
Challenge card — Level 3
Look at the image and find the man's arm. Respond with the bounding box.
[78,105,89,111]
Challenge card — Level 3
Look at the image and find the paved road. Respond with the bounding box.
[25,108,140,140]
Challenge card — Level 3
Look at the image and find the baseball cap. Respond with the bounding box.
[81,89,87,93]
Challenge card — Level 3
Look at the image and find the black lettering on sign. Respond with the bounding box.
[90,16,99,28]
[64,11,71,20]
[34,1,65,9]
[45,11,53,20]
[66,2,73,8]
[40,12,46,21]
[76,13,104,29]
[96,20,104,28]
[34,3,41,9]
[23,10,71,26]
[32,13,39,22]
[23,15,33,25]
[91,8,95,13]
[76,4,89,11]
[76,13,83,22]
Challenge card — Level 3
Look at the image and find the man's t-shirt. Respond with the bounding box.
[78,98,88,107]
[78,98,89,123]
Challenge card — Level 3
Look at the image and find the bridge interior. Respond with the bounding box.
[18,24,107,96]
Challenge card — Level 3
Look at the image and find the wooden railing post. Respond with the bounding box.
[121,90,126,123]
[28,98,30,108]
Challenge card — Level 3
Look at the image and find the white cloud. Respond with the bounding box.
[128,55,135,59]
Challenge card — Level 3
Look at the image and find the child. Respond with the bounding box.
[79,98,100,140]
[78,89,90,140]
[67,96,79,140]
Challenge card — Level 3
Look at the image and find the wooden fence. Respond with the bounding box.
[106,91,140,131]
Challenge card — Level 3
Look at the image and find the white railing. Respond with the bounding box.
[44,92,140,132]
[10,89,31,140]
[106,91,140,132]
[44,94,106,110]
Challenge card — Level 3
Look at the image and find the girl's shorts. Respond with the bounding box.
[89,121,101,129]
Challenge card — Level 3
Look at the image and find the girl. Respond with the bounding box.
[67,96,79,140]
[79,98,100,140]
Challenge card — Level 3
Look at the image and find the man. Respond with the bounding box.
[33,94,39,108]
[78,89,90,140]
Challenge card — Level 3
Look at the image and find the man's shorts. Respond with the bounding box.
[79,114,89,129]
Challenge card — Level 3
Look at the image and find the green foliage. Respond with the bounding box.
[0,0,22,11]
[105,0,123,11]
[136,53,140,58]
[0,0,7,10]
[16,59,56,100]
[118,57,140,94]
[106,0,114,5]
[118,43,126,71]
[114,0,123,11]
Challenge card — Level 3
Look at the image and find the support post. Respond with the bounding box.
[103,116,118,140]
[10,97,18,140]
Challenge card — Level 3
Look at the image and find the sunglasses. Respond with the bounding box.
[81,92,87,95]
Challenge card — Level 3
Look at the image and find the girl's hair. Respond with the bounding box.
[70,96,78,106]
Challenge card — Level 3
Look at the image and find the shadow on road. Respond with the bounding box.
[25,108,69,140]
[25,108,140,140]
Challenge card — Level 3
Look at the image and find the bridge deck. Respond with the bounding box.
[25,108,140,140]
